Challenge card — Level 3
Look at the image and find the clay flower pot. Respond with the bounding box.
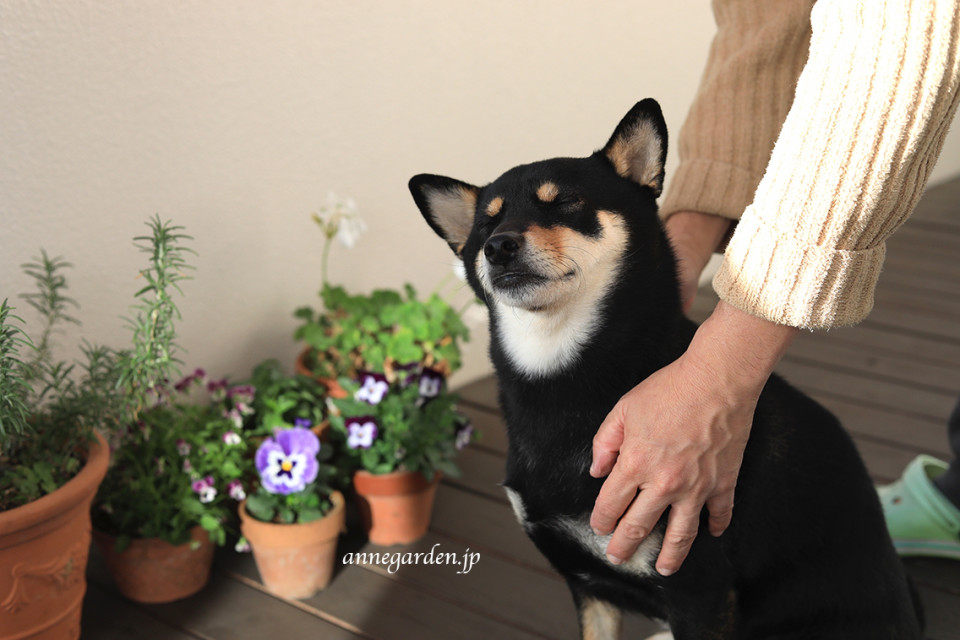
[238,491,346,599]
[0,431,109,640]
[92,526,214,604]
[294,348,347,398]
[353,470,441,546]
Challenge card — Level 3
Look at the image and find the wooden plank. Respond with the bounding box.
[446,445,509,503]
[813,394,950,457]
[82,582,202,640]
[775,358,956,423]
[86,550,363,640]
[460,404,509,455]
[914,583,960,640]
[457,375,500,410]
[789,334,960,394]
[220,550,548,640]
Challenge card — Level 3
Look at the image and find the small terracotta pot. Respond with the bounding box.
[0,431,109,640]
[92,526,214,604]
[294,348,347,399]
[353,470,441,546]
[238,491,346,599]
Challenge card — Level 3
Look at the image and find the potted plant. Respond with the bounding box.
[90,217,250,603]
[292,193,470,386]
[328,367,474,546]
[237,424,345,599]
[0,252,116,640]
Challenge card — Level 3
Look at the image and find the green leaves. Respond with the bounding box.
[295,281,470,382]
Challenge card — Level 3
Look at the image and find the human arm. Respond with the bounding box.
[592,0,960,576]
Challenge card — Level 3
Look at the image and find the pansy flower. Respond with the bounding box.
[345,416,378,449]
[192,476,217,504]
[227,479,246,501]
[255,427,320,495]
[174,368,207,392]
[455,421,474,450]
[222,431,241,446]
[418,368,445,399]
[235,537,251,553]
[395,362,420,388]
[294,418,313,429]
[355,372,389,405]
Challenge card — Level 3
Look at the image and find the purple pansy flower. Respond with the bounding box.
[192,476,217,504]
[345,416,379,449]
[455,421,474,450]
[418,368,445,399]
[227,479,246,501]
[395,362,420,388]
[294,418,313,429]
[254,427,321,495]
[355,372,389,405]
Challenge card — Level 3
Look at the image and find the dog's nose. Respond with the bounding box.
[484,232,524,265]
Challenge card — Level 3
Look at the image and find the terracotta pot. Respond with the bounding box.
[0,431,109,640]
[92,526,213,604]
[238,491,346,599]
[353,470,441,546]
[294,348,347,398]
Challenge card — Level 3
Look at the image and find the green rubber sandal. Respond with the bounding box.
[878,455,960,560]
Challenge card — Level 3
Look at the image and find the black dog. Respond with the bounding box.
[409,100,922,639]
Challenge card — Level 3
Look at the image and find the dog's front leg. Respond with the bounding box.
[570,587,623,640]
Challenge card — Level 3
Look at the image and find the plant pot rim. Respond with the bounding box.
[238,490,345,532]
[92,523,211,552]
[0,430,109,536]
[352,469,441,496]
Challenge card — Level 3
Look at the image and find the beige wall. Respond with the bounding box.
[2,1,959,388]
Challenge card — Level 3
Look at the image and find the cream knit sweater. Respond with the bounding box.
[660,0,960,329]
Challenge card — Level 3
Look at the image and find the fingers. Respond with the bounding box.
[706,489,735,537]
[590,405,625,478]
[601,488,670,565]
[589,458,642,536]
[653,503,701,576]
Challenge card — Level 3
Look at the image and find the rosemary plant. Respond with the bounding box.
[0,300,32,441]
[0,255,121,511]
[94,216,246,549]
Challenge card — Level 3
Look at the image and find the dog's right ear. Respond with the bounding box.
[409,174,479,256]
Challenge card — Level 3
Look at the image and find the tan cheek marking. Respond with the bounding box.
[536,182,559,202]
[486,196,503,217]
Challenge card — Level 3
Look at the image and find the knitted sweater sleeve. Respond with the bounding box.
[666,0,960,329]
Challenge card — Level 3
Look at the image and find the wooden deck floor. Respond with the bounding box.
[82,178,960,639]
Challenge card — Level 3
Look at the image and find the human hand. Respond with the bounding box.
[663,211,732,312]
[589,301,798,576]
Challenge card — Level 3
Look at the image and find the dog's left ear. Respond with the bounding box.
[409,174,480,256]
[602,99,668,197]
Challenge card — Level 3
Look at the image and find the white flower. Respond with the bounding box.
[223,431,242,446]
[355,374,389,405]
[315,191,366,248]
[235,538,251,553]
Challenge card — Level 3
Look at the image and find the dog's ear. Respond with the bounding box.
[602,99,668,197]
[409,174,479,255]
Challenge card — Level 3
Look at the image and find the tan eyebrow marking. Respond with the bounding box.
[486,196,503,217]
[536,182,559,202]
